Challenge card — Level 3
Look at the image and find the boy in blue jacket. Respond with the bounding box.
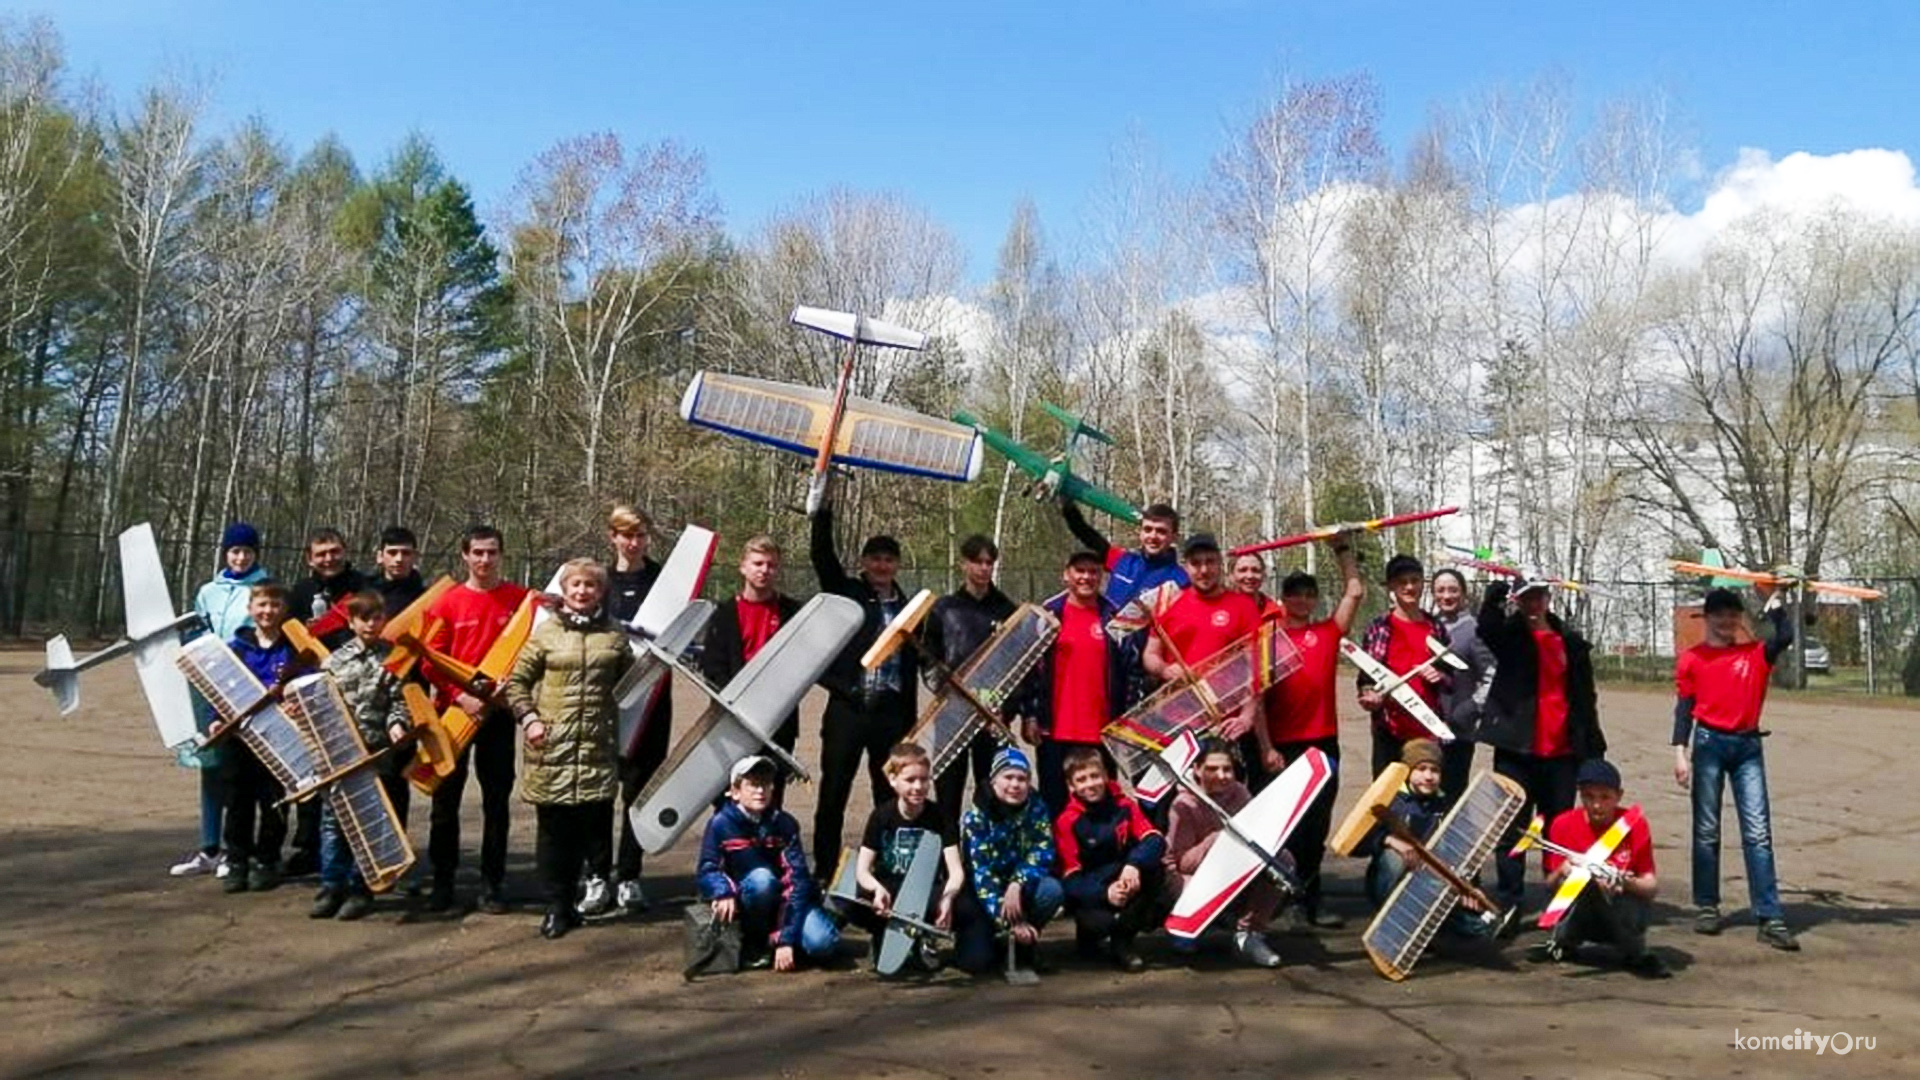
[697,756,840,971]
[222,582,297,894]
[961,746,1062,973]
[1054,747,1169,972]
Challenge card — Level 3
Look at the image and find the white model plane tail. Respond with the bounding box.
[39,635,80,714]
[790,305,929,351]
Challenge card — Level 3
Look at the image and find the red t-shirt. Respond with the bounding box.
[423,580,532,703]
[1545,805,1654,877]
[1676,641,1772,734]
[1158,587,1261,668]
[1050,599,1110,744]
[735,595,782,662]
[1532,627,1572,757]
[1380,613,1442,741]
[1266,619,1341,744]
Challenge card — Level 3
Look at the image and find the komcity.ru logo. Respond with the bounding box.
[1732,1029,1877,1054]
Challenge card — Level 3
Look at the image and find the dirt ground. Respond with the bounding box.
[1,652,1913,1080]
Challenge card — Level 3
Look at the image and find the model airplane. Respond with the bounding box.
[392,591,543,794]
[631,593,863,853]
[863,590,1059,779]
[1337,636,1463,742]
[826,835,954,976]
[1158,730,1328,940]
[679,307,982,516]
[952,403,1142,524]
[1512,808,1640,930]
[1329,761,1410,856]
[1668,559,1883,601]
[1231,506,1458,558]
[1362,771,1525,981]
[177,636,415,891]
[1445,545,1604,597]
[34,523,201,749]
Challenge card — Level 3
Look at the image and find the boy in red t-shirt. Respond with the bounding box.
[1530,759,1667,978]
[1356,554,1453,778]
[1673,587,1798,951]
[700,536,804,813]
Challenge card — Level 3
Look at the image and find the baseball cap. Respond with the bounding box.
[1575,758,1622,790]
[730,755,775,783]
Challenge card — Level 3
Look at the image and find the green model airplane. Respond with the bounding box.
[952,402,1142,524]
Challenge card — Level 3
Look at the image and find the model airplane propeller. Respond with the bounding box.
[953,402,1142,524]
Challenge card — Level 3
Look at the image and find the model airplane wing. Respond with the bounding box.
[632,594,863,853]
[403,592,541,795]
[1232,507,1459,558]
[878,830,947,975]
[177,636,323,791]
[1537,807,1637,930]
[1330,762,1410,856]
[279,674,416,892]
[1363,771,1524,981]
[1107,618,1302,752]
[1337,638,1455,742]
[1165,744,1332,940]
[1106,580,1183,641]
[908,603,1058,778]
[681,371,984,485]
[118,524,201,748]
[1668,559,1883,601]
[379,575,455,677]
[862,589,937,671]
[631,525,718,636]
[616,599,715,758]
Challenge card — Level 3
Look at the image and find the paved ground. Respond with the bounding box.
[2,653,1913,1079]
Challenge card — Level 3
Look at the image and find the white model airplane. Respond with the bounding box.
[35,523,200,750]
[1511,808,1640,930]
[535,525,719,757]
[631,593,863,853]
[680,305,982,517]
[1337,636,1463,742]
[1160,730,1332,941]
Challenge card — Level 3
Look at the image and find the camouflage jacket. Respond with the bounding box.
[322,638,409,752]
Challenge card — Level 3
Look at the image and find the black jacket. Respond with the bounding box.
[1473,580,1605,760]
[811,506,918,706]
[371,569,427,619]
[922,584,1018,674]
[607,558,663,626]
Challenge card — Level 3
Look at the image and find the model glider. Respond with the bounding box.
[1445,545,1604,596]
[178,636,415,891]
[1232,506,1458,558]
[1337,636,1462,742]
[826,835,954,976]
[1512,807,1640,930]
[632,593,863,853]
[392,591,543,794]
[1362,771,1524,981]
[1329,762,1410,856]
[1160,730,1328,940]
[34,523,201,749]
[952,403,1141,524]
[1668,559,1883,601]
[863,590,1059,779]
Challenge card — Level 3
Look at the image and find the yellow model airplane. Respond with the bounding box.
[392,592,542,794]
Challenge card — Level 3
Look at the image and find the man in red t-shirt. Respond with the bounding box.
[700,536,804,808]
[1256,538,1364,927]
[1021,551,1126,815]
[1142,534,1263,739]
[1672,586,1798,951]
[422,525,532,915]
[1356,554,1453,778]
[1531,759,1667,977]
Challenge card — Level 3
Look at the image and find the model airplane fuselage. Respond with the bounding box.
[953,403,1141,524]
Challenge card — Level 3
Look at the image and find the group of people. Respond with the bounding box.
[164,495,1804,980]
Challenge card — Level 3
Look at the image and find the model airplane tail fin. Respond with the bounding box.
[1039,401,1115,446]
[790,305,929,350]
[1508,812,1547,856]
[39,636,81,714]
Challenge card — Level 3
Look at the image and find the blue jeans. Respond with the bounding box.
[1366,848,1491,937]
[1691,728,1781,919]
[955,875,1064,974]
[199,768,227,853]
[319,801,364,893]
[739,867,840,961]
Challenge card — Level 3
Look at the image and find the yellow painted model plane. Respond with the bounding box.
[392,592,542,794]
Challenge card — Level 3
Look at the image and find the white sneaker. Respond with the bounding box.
[616,879,649,913]
[170,850,218,877]
[578,875,612,917]
[1235,930,1282,969]
[215,855,233,880]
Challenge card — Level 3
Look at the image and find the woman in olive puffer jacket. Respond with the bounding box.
[506,557,635,939]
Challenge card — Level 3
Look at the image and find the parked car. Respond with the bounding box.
[1802,636,1831,675]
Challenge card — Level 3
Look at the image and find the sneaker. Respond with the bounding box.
[616,878,650,913]
[222,861,250,894]
[1757,919,1800,952]
[1527,941,1566,964]
[1305,908,1346,930]
[214,855,234,880]
[1110,939,1146,974]
[337,892,376,921]
[577,876,612,917]
[1626,951,1672,979]
[170,850,219,877]
[247,862,281,893]
[311,888,345,918]
[915,937,945,973]
[1234,930,1282,969]
[426,882,456,914]
[479,884,510,915]
[1694,906,1723,936]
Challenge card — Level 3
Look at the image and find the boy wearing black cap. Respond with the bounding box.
[1674,586,1798,950]
[810,500,920,874]
[1017,550,1129,814]
[1533,759,1667,978]
[1356,553,1453,778]
[1141,534,1264,740]
[697,756,840,971]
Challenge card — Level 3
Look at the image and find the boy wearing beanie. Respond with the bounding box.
[961,746,1062,974]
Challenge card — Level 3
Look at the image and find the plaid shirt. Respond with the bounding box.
[1357,609,1454,732]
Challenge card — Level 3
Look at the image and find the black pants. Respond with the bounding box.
[429,706,516,890]
[615,703,674,882]
[1069,864,1174,945]
[1371,725,1406,780]
[1493,749,1578,908]
[935,726,1001,819]
[814,690,914,873]
[1276,735,1342,916]
[1440,738,1477,810]
[290,797,321,867]
[1552,886,1651,960]
[221,745,287,867]
[536,800,614,909]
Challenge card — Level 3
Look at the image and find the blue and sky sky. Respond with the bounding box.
[31,1,1920,279]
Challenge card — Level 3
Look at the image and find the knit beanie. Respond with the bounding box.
[1401,739,1443,771]
[221,521,261,552]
